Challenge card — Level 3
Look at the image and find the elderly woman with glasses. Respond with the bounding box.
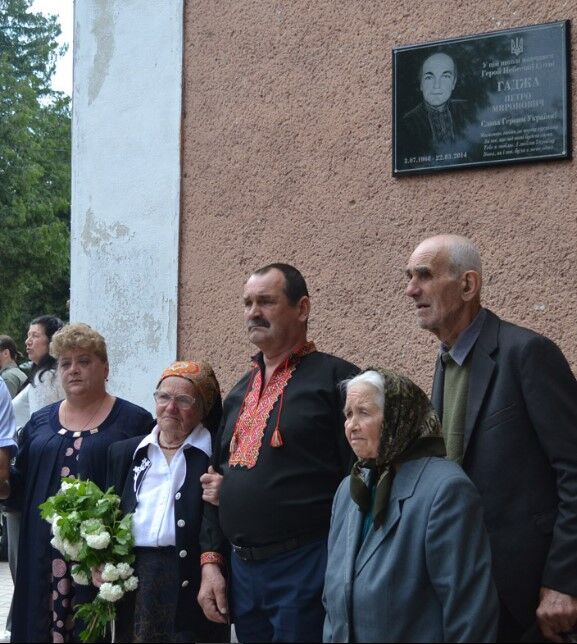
[322,368,498,643]
[106,360,229,643]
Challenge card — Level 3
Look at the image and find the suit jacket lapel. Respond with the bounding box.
[464,311,499,453]
[354,500,401,577]
[353,460,426,577]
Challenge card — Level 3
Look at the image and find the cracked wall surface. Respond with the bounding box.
[71,0,183,410]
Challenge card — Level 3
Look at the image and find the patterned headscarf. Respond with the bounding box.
[349,367,446,529]
[157,361,221,426]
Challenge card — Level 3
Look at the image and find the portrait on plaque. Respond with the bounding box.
[392,21,570,175]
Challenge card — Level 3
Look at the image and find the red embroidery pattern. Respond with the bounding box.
[201,552,225,568]
[229,342,316,469]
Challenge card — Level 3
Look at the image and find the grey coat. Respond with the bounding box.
[323,457,498,643]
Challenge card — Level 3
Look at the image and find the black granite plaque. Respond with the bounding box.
[392,21,570,176]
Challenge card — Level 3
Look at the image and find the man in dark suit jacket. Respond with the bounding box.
[399,52,469,161]
[405,234,577,642]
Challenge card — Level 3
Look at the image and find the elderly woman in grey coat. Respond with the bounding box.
[323,368,498,643]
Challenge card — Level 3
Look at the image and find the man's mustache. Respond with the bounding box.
[248,319,270,329]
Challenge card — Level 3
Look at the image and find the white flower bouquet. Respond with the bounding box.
[39,477,138,642]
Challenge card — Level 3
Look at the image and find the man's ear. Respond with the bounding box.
[297,296,311,323]
[461,270,481,302]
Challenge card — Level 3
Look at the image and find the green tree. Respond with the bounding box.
[0,0,70,351]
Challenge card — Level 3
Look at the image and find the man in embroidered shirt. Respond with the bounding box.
[405,234,577,642]
[198,263,358,643]
[402,52,468,156]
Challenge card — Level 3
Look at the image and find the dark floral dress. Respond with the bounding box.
[50,431,94,643]
[11,398,154,644]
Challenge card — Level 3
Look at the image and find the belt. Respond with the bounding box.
[232,531,325,562]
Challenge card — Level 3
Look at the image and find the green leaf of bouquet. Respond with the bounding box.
[112,544,130,556]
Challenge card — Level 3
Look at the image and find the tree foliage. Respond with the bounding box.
[0,0,70,349]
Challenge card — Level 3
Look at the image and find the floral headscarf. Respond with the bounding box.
[349,367,446,529]
[157,360,222,431]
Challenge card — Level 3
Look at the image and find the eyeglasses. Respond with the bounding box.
[153,391,196,410]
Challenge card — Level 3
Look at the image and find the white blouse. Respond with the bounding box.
[12,369,65,431]
[0,369,64,451]
[12,369,65,429]
[131,424,212,547]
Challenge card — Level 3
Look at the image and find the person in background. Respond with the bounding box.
[323,368,498,643]
[0,335,24,643]
[1,316,65,642]
[0,337,27,399]
[0,362,19,644]
[0,379,17,597]
[198,263,358,643]
[0,323,153,643]
[12,315,66,428]
[405,234,577,642]
[0,378,16,472]
[106,360,229,643]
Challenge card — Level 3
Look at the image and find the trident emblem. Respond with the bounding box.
[511,37,523,56]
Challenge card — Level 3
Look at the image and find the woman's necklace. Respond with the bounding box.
[158,436,185,451]
[63,396,107,432]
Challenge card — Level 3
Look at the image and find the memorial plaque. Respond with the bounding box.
[392,21,570,176]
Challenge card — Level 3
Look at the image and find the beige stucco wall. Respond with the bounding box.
[179,0,577,395]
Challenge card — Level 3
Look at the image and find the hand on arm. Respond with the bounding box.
[537,587,577,643]
[197,562,228,624]
[200,466,223,506]
[91,564,104,588]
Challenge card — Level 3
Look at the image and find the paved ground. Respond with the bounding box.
[0,561,12,636]
[0,561,236,642]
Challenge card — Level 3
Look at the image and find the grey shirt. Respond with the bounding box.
[0,362,28,399]
[440,308,487,366]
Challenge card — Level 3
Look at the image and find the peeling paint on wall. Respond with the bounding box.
[142,313,162,350]
[88,0,115,106]
[81,208,132,255]
[72,0,183,410]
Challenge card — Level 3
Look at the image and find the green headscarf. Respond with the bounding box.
[349,367,446,529]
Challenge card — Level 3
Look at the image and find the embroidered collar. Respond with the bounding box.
[229,340,317,469]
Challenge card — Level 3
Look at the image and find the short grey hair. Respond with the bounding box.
[445,236,482,277]
[341,370,385,412]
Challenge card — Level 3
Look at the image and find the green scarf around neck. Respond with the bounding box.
[349,368,446,529]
